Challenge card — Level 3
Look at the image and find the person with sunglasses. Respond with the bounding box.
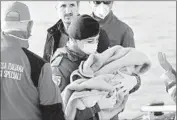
[90,1,135,48]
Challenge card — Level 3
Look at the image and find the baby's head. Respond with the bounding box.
[119,64,150,75]
[118,66,136,75]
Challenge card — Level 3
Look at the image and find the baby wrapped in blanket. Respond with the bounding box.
[62,45,151,120]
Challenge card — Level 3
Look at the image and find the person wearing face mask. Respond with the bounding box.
[1,2,65,120]
[51,14,116,120]
[43,1,109,62]
[90,1,135,47]
[51,14,100,92]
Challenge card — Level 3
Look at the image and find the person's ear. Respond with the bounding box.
[27,20,33,33]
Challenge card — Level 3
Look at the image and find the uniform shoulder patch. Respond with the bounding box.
[52,74,62,86]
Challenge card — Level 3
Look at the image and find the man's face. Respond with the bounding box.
[90,1,113,19]
[56,1,79,25]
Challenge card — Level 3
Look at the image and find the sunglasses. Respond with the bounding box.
[93,1,112,5]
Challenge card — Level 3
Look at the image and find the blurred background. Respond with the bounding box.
[1,1,176,119]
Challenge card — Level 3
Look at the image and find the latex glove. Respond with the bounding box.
[113,72,137,95]
[115,90,128,108]
[98,92,117,110]
[99,95,128,120]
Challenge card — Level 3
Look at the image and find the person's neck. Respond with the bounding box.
[63,22,70,33]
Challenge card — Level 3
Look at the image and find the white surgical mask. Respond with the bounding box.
[81,43,98,55]
[76,34,99,55]
[5,33,29,41]
[94,3,110,19]
[2,21,32,40]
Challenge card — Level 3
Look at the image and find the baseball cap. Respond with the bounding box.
[68,14,100,40]
[4,1,31,21]
[2,2,32,31]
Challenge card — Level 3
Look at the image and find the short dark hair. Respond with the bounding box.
[68,14,100,40]
[56,1,80,8]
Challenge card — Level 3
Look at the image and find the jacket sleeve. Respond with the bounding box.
[122,26,135,48]
[165,72,176,103]
[51,56,70,92]
[97,29,110,53]
[171,68,177,81]
[43,33,54,62]
[75,103,101,120]
[38,63,65,120]
[166,81,176,103]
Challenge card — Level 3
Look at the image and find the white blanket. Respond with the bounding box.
[62,45,151,120]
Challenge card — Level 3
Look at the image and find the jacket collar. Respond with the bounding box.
[47,19,66,34]
[65,46,88,62]
[1,31,21,49]
[48,14,81,35]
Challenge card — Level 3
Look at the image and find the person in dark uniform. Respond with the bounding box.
[51,14,114,120]
[43,1,109,62]
[1,2,65,120]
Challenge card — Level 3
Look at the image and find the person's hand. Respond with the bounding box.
[99,95,128,120]
[98,92,117,110]
[113,72,137,95]
[158,52,173,72]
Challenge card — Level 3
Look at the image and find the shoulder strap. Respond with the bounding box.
[22,48,47,87]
